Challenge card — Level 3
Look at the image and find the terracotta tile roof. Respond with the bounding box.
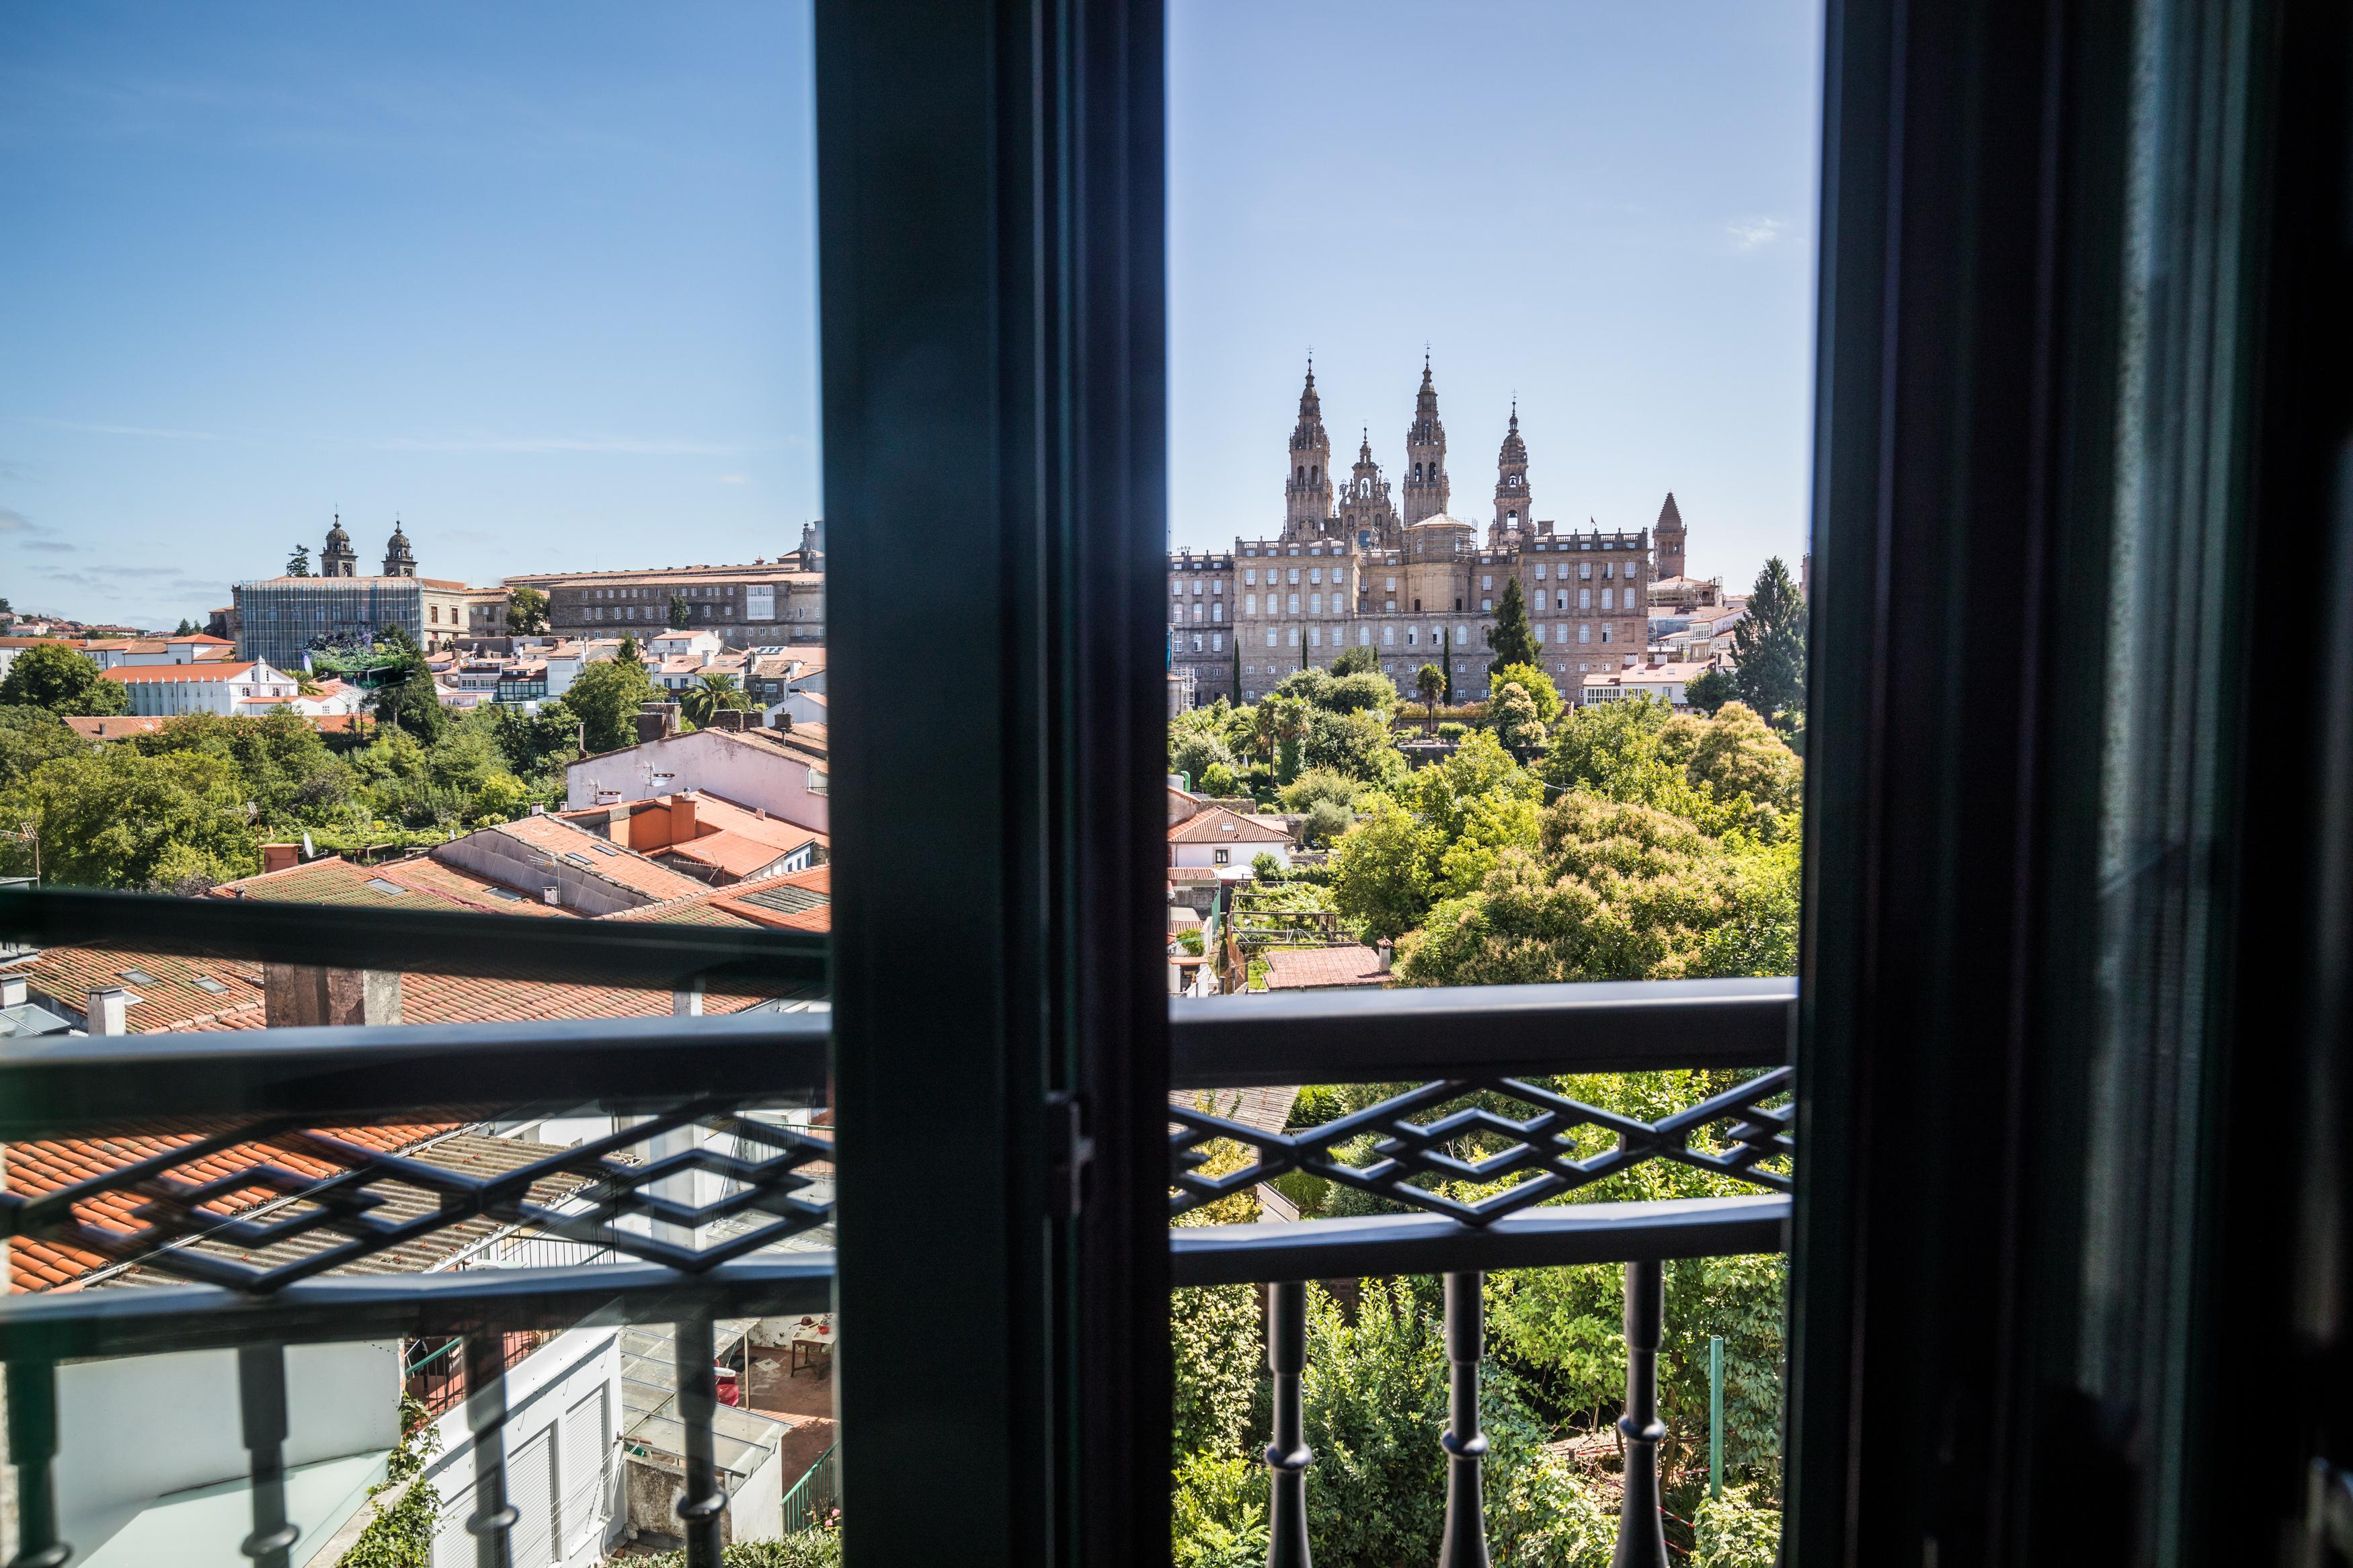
[5,1121,446,1291]
[483,816,711,901]
[101,661,262,684]
[1,946,265,1034]
[169,633,235,646]
[1168,806,1292,846]
[65,716,169,740]
[663,830,802,880]
[1261,945,1391,991]
[610,865,831,932]
[210,855,500,913]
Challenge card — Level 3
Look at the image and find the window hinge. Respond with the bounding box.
[1047,1091,1094,1221]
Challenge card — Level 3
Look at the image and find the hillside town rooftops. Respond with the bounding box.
[1168,806,1292,845]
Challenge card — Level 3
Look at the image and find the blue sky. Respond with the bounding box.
[1169,2,1823,585]
[1,3,1819,630]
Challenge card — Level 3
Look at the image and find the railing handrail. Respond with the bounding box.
[1170,975,1796,1087]
[1170,1195,1790,1286]
[0,1010,832,1138]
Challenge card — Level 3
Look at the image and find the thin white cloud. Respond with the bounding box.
[712,473,751,485]
[0,507,30,532]
[1727,217,1789,252]
[372,435,742,456]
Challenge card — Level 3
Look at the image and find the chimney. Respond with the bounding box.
[1375,939,1394,975]
[264,966,403,1028]
[672,794,700,843]
[635,710,666,744]
[542,884,561,905]
[85,987,132,1036]
[0,975,26,1009]
[673,982,705,1018]
[774,712,794,733]
[261,842,300,874]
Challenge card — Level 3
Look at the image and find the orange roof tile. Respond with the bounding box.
[1168,806,1291,845]
[611,864,831,932]
[1261,945,1390,990]
[483,816,711,901]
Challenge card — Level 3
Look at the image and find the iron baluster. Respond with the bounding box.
[5,1358,68,1568]
[1265,1281,1312,1568]
[676,1314,727,1567]
[463,1333,519,1568]
[1612,1260,1668,1568]
[1437,1270,1490,1568]
[235,1345,298,1567]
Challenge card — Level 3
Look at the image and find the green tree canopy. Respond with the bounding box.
[0,747,260,889]
[564,657,661,753]
[506,586,551,636]
[666,593,691,630]
[1326,795,1435,941]
[1489,682,1549,755]
[286,542,312,577]
[0,643,129,717]
[366,634,446,743]
[1681,701,1803,817]
[1399,792,1800,987]
[1488,663,1562,725]
[171,618,200,637]
[1683,667,1737,716]
[0,706,87,790]
[1730,558,1807,720]
[1330,644,1382,677]
[614,633,643,665]
[1485,577,1540,672]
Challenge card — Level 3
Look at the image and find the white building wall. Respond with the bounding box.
[566,731,827,833]
[1170,840,1289,870]
[425,1325,625,1568]
[54,1340,399,1565]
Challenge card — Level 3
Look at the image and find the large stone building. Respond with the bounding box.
[1170,362,1660,704]
[506,522,826,648]
[235,520,504,668]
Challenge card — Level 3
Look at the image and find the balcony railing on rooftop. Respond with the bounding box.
[0,976,1792,1568]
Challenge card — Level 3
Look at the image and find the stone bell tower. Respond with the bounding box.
[1283,359,1334,540]
[381,522,417,578]
[1402,354,1450,525]
[1491,401,1532,546]
[1654,492,1687,581]
[321,514,357,577]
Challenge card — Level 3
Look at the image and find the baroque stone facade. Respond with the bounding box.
[1170,362,1661,704]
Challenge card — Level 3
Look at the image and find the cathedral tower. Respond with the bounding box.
[382,522,417,578]
[1337,428,1400,549]
[1402,355,1450,524]
[1654,492,1687,580]
[1283,360,1334,539]
[1491,401,1531,546]
[321,514,356,577]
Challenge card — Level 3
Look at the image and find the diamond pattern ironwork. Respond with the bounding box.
[1170,1068,1794,1226]
[0,1101,834,1295]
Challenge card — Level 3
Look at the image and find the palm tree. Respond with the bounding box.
[681,671,752,727]
[1415,663,1444,735]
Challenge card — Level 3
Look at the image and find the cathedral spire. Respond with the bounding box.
[1653,491,1688,580]
[1492,402,1531,545]
[1283,358,1334,538]
[1402,354,1449,524]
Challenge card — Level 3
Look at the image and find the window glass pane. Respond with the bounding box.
[1166,3,1817,1561]
[0,8,838,1561]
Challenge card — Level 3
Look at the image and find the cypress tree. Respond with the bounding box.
[1730,556,1808,720]
[1484,578,1540,674]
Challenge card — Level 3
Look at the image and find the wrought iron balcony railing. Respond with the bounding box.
[0,976,1792,1568]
